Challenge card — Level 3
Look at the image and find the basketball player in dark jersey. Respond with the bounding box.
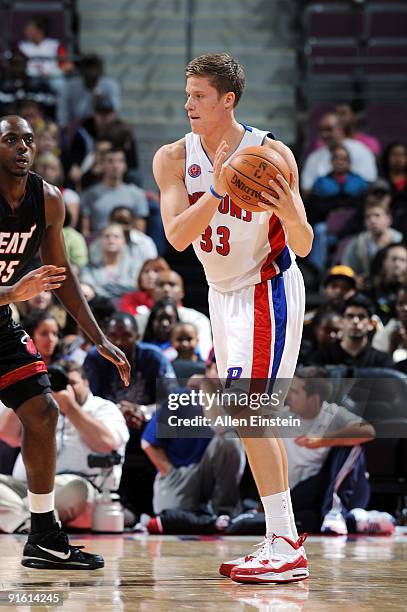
[0,115,130,570]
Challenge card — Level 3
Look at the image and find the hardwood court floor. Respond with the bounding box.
[0,531,406,611]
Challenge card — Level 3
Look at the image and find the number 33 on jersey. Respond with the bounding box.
[185,125,293,293]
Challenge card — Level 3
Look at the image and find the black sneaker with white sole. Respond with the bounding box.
[21,524,104,570]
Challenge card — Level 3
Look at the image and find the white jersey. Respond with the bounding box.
[185,125,293,292]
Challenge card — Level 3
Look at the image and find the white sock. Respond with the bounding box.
[285,488,299,540]
[261,491,294,537]
[261,491,296,555]
[27,490,55,513]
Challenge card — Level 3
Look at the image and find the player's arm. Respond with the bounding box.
[153,139,228,251]
[39,183,130,386]
[260,139,314,258]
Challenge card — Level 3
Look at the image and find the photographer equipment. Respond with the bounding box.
[88,452,124,533]
[47,365,69,392]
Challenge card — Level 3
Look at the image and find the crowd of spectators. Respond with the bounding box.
[0,28,406,536]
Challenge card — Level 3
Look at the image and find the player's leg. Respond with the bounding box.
[0,323,103,570]
[248,263,305,540]
[219,267,308,582]
[18,393,58,504]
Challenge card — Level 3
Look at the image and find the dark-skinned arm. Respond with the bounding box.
[40,183,130,386]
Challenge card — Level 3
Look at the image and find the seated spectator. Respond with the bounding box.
[307,144,368,270]
[369,243,407,324]
[80,148,148,237]
[80,223,138,300]
[36,120,60,156]
[373,285,407,364]
[18,15,72,91]
[341,193,403,278]
[304,265,356,331]
[68,139,112,192]
[57,54,121,127]
[64,98,140,187]
[310,293,394,368]
[62,207,89,270]
[15,291,66,331]
[83,312,177,516]
[143,298,180,360]
[301,112,377,192]
[0,51,56,118]
[136,269,213,360]
[23,311,63,366]
[17,98,46,133]
[89,206,157,279]
[311,145,368,199]
[34,151,80,227]
[335,101,381,156]
[283,367,391,535]
[380,142,407,234]
[171,322,206,378]
[118,257,170,315]
[0,361,129,532]
[322,265,357,307]
[141,354,245,517]
[300,308,342,365]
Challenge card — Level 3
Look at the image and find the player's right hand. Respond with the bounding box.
[212,140,229,197]
[12,265,66,302]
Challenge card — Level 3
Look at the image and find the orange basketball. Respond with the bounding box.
[224,145,291,213]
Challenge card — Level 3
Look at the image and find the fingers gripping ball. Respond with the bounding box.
[224,146,291,212]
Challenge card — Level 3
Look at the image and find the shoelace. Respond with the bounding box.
[251,536,277,561]
[43,528,85,553]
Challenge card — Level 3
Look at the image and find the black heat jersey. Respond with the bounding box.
[0,172,46,325]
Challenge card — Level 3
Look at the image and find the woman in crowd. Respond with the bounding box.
[23,311,62,367]
[118,257,170,315]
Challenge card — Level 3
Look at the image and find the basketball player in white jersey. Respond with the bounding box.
[153,53,313,583]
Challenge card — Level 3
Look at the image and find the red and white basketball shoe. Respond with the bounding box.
[229,534,309,584]
[219,550,255,578]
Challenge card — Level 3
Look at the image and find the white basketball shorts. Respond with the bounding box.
[208,263,305,386]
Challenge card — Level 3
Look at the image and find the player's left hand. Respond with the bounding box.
[257,172,305,226]
[96,340,131,386]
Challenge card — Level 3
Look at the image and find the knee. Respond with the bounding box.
[18,395,59,433]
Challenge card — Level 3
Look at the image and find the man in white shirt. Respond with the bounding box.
[301,113,377,192]
[283,369,373,491]
[18,16,70,92]
[281,367,393,535]
[0,362,129,532]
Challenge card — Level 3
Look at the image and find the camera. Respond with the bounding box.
[87,451,122,469]
[47,365,69,392]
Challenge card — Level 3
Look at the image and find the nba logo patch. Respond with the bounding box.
[188,164,201,178]
[225,366,243,388]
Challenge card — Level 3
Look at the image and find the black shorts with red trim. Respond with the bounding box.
[0,320,51,411]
